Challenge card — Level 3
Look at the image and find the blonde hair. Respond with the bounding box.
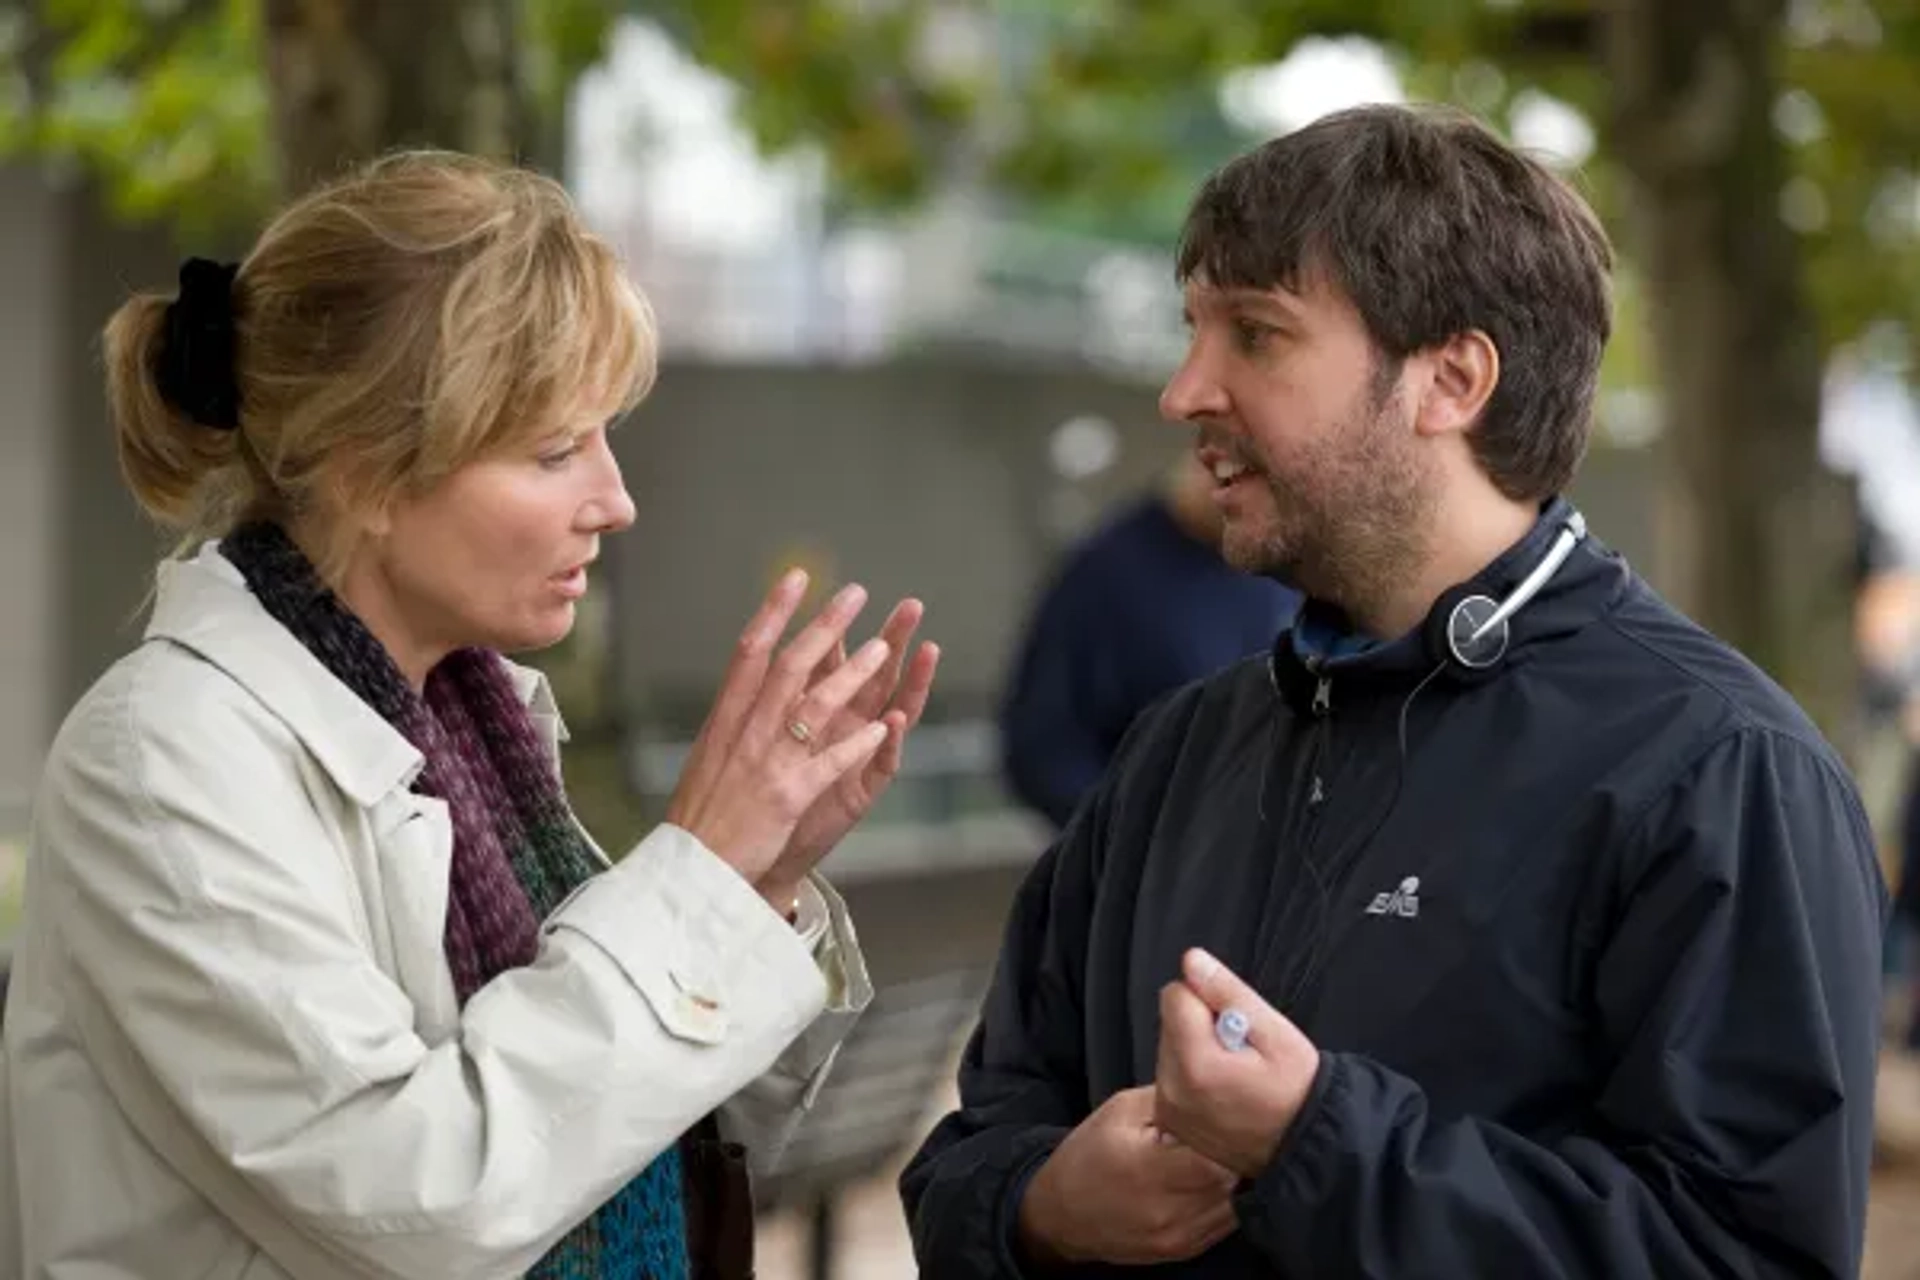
[104,150,657,580]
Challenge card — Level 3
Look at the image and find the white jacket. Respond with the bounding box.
[0,546,872,1279]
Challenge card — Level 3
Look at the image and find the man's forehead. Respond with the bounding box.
[1181,279,1311,315]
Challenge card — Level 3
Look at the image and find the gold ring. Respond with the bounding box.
[786,718,814,745]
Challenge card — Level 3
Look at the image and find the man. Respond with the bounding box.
[1000,453,1300,830]
[901,104,1886,1278]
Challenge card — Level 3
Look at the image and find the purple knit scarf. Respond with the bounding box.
[221,520,691,1280]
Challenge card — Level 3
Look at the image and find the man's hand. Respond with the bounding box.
[1016,1086,1239,1268]
[1154,948,1321,1180]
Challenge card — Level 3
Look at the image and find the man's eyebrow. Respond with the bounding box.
[1216,287,1302,319]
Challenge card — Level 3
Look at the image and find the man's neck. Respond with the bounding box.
[1353,495,1539,640]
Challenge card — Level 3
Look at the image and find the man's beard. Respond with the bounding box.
[1224,389,1435,627]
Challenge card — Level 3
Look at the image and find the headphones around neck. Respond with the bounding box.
[1266,509,1590,707]
[1425,509,1588,674]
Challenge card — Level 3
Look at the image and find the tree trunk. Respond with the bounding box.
[1604,0,1858,745]
[260,0,542,198]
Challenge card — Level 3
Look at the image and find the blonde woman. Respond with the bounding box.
[0,152,937,1279]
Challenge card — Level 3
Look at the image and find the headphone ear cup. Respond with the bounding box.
[1424,585,1510,679]
[1422,584,1474,670]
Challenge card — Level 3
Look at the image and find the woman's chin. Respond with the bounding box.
[493,605,577,655]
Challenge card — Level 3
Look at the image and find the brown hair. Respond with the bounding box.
[1176,103,1613,501]
[104,150,656,580]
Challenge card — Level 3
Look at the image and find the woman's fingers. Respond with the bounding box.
[742,583,869,745]
[691,569,810,767]
[873,643,940,775]
[844,600,925,721]
[786,636,893,748]
[799,721,891,795]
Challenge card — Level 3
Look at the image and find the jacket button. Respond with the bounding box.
[675,991,728,1039]
[670,967,723,1011]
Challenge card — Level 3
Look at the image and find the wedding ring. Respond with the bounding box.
[785,718,814,746]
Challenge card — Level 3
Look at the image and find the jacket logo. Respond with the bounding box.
[1365,876,1421,919]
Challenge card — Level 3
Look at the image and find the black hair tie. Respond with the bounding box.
[155,257,242,431]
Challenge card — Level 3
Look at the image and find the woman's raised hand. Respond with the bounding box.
[665,570,921,901]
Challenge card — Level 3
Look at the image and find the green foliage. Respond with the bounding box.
[645,0,978,207]
[11,0,271,236]
[12,0,1920,357]
[0,0,618,235]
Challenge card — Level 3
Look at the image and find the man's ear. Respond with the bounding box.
[1414,330,1500,439]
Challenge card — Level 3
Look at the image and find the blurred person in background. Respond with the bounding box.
[999,453,1300,830]
[0,151,938,1280]
[904,104,1885,1279]
[1825,342,1920,1127]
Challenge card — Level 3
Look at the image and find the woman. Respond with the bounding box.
[0,151,938,1279]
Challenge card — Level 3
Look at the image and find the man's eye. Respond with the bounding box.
[1232,320,1271,352]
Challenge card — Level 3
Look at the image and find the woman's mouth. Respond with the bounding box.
[553,566,589,599]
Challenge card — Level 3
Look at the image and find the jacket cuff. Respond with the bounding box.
[1234,1051,1348,1263]
[778,872,874,1102]
[792,876,831,951]
[997,1146,1060,1279]
[543,823,826,1049]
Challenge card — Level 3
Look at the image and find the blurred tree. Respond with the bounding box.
[1604,0,1854,741]
[7,0,1913,736]
[0,0,616,219]
[262,0,524,195]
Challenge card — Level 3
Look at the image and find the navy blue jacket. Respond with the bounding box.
[905,500,1887,1279]
[1000,496,1299,829]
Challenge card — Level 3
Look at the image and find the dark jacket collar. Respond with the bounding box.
[1269,497,1630,709]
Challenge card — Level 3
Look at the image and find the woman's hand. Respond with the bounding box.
[666,570,903,895]
[759,599,940,908]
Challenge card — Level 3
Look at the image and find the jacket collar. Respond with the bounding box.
[144,543,567,807]
[1270,497,1630,706]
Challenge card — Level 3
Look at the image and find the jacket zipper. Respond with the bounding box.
[1270,671,1337,1011]
[1305,674,1332,815]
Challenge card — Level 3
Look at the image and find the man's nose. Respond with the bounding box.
[1159,352,1228,425]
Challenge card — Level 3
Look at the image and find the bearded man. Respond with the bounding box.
[902,103,1886,1280]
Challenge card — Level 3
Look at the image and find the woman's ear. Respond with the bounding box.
[1414,329,1500,439]
[327,465,394,540]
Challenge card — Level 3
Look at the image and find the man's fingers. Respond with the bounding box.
[1156,979,1221,1092]
[1188,1201,1240,1254]
[1102,1085,1160,1128]
[1180,948,1284,1049]
[1152,1139,1239,1193]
